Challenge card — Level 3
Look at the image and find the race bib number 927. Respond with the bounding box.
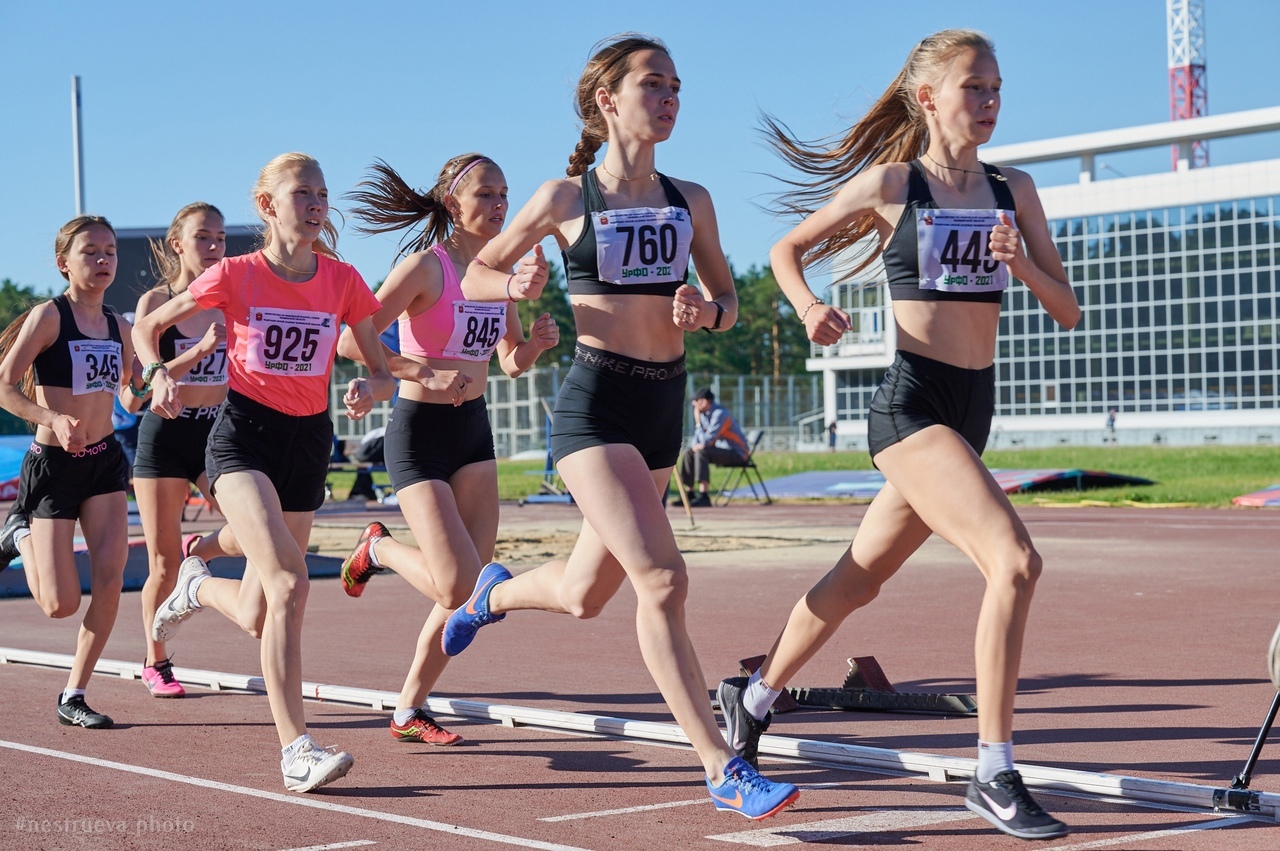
[175,337,228,386]
[916,209,1012,293]
[246,308,337,377]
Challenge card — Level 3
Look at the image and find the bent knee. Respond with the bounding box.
[990,547,1043,590]
[633,567,689,612]
[43,598,81,619]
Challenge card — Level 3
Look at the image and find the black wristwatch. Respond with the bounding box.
[701,301,724,334]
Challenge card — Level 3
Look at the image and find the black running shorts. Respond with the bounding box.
[866,349,996,460]
[550,343,686,470]
[384,396,496,490]
[205,390,332,512]
[15,437,128,520]
[133,406,219,482]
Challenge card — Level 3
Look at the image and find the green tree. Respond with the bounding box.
[684,262,810,378]
[508,259,577,371]
[0,278,39,331]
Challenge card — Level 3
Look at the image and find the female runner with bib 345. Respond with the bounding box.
[336,154,557,746]
[716,30,1081,841]
[443,34,798,821]
[0,216,139,730]
[136,153,396,793]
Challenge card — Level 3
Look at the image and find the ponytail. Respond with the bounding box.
[0,307,37,406]
[568,33,669,177]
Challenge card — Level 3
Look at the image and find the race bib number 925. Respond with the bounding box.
[917,209,1011,293]
[246,308,337,377]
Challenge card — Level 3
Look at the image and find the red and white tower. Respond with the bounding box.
[1167,0,1208,169]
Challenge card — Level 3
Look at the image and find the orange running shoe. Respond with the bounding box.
[341,522,390,598]
[390,709,462,746]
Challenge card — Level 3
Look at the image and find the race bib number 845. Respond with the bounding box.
[246,307,337,377]
[917,209,1012,293]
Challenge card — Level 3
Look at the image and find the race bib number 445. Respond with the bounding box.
[593,206,693,285]
[917,209,1012,293]
[246,308,337,377]
[70,339,121,396]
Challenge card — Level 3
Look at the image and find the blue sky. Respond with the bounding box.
[2,1,1276,297]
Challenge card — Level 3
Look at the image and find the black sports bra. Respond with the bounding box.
[32,294,123,394]
[562,168,694,297]
[883,159,1016,304]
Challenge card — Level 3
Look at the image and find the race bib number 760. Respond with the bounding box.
[916,209,1012,293]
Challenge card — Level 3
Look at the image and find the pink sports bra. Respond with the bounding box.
[398,244,507,362]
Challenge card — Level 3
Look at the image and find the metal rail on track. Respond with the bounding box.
[2,647,1275,821]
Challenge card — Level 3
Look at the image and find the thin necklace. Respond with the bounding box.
[599,161,657,182]
[925,152,1008,182]
[265,247,316,276]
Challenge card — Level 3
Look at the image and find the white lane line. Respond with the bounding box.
[0,740,590,851]
[279,843,377,851]
[707,809,975,846]
[1046,814,1262,851]
[541,798,707,822]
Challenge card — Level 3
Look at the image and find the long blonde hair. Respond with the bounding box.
[252,153,341,259]
[567,33,670,177]
[767,29,995,278]
[147,202,224,292]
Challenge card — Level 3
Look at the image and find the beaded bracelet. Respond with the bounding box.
[799,299,824,322]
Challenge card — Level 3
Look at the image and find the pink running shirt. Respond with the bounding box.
[189,252,381,416]
[398,244,507,362]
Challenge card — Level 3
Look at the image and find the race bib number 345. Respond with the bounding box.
[70,339,121,396]
[593,205,693,285]
[246,307,337,377]
[917,209,1012,293]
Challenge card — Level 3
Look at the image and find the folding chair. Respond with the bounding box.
[714,430,772,506]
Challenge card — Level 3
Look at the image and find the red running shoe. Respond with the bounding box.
[390,709,462,745]
[341,522,390,598]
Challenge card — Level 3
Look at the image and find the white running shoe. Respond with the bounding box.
[152,556,211,642]
[1269,621,1280,691]
[281,740,354,793]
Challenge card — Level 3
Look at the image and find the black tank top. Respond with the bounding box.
[563,169,694,297]
[32,294,123,393]
[883,160,1016,304]
[159,324,183,361]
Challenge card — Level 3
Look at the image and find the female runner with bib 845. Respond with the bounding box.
[0,216,139,730]
[716,30,1081,841]
[135,153,397,793]
[336,153,558,746]
[443,34,799,821]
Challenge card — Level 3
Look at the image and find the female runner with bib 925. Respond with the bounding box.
[716,30,1081,841]
[0,216,139,730]
[335,153,558,746]
[441,34,799,820]
[135,153,397,793]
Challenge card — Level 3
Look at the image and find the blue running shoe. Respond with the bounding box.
[441,562,511,656]
[706,756,799,820]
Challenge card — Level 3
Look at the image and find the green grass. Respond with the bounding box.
[327,446,1280,508]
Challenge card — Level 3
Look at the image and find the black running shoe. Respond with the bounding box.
[57,694,113,729]
[0,508,29,565]
[717,676,771,768]
[964,770,1068,840]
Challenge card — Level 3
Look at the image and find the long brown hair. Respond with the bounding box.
[147,202,224,292]
[0,215,116,404]
[567,33,670,177]
[252,153,341,260]
[766,29,995,278]
[346,154,493,263]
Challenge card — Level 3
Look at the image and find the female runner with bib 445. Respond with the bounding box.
[129,202,229,699]
[716,30,1081,841]
[444,34,798,820]
[136,153,396,793]
[0,216,139,729]
[336,154,558,746]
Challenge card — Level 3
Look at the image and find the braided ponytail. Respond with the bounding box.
[568,33,669,177]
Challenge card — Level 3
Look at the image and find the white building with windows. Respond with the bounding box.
[817,106,1280,449]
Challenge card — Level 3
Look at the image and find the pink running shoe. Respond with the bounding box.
[141,658,186,698]
[181,533,203,560]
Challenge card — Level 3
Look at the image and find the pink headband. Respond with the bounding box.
[447,157,491,196]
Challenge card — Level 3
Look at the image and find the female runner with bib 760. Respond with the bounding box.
[136,153,397,793]
[443,34,799,821]
[717,30,1081,841]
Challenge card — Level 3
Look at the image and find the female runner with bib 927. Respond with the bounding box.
[336,153,558,746]
[441,34,799,820]
[136,153,397,793]
[716,30,1080,841]
[0,215,139,730]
